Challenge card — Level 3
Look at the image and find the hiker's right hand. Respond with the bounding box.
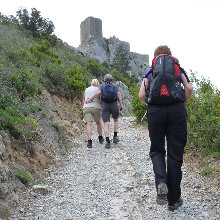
[120,106,125,114]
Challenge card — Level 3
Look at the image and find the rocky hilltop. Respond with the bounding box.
[78,17,150,79]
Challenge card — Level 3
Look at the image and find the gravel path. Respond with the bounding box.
[10,117,219,220]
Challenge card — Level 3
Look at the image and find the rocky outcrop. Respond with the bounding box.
[116,81,133,115]
[129,52,149,77]
[78,17,150,79]
[78,34,108,63]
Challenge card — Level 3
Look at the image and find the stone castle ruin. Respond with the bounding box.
[80,17,103,43]
[78,17,149,78]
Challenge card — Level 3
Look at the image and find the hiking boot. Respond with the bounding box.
[168,198,183,211]
[87,141,92,148]
[113,136,119,144]
[156,183,168,205]
[98,136,104,144]
[105,141,110,149]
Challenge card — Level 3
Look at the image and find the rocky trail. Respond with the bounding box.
[9,117,219,220]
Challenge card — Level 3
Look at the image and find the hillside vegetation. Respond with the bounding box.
[0,8,135,143]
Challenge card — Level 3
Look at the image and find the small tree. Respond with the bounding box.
[112,44,130,77]
[0,13,18,25]
[16,7,55,38]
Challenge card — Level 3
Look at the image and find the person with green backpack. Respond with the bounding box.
[139,45,193,211]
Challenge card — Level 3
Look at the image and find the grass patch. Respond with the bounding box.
[28,104,44,113]
[200,148,220,159]
[200,167,218,175]
[52,121,60,130]
[16,170,31,184]
[212,151,220,159]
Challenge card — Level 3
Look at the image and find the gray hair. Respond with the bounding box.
[104,74,113,82]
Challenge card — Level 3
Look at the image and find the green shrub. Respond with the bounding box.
[0,89,24,133]
[7,48,21,64]
[0,88,40,138]
[86,58,102,77]
[131,87,147,123]
[186,71,220,152]
[112,69,130,85]
[43,62,66,87]
[0,107,27,134]
[9,68,38,100]
[30,40,61,65]
[16,170,31,184]
[0,88,19,110]
[111,69,139,94]
[66,66,86,95]
[0,105,41,140]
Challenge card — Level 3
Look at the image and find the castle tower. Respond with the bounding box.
[80,17,103,44]
[78,16,149,75]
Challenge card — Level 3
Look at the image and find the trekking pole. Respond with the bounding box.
[141,111,148,122]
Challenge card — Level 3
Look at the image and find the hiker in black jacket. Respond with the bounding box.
[139,45,193,211]
[86,74,124,149]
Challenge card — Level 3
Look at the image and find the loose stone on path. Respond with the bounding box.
[10,117,220,220]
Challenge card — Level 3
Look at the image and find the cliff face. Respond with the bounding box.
[78,17,149,79]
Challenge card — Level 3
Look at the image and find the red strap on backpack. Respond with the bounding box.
[170,55,180,77]
[152,54,180,77]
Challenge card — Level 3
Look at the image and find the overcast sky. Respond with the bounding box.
[1,0,220,88]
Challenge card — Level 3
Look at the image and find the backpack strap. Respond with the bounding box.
[143,68,153,79]
[175,63,191,83]
[143,68,153,93]
[143,78,147,93]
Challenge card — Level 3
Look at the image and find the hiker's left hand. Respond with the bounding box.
[85,98,92,104]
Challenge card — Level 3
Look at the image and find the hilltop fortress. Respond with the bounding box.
[78,17,149,78]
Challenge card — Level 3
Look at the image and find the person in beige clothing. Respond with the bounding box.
[83,79,104,148]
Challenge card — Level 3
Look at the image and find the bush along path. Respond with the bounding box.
[10,117,219,220]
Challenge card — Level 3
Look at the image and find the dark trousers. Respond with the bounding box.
[147,103,187,204]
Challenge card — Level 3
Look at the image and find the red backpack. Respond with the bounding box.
[144,54,190,105]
